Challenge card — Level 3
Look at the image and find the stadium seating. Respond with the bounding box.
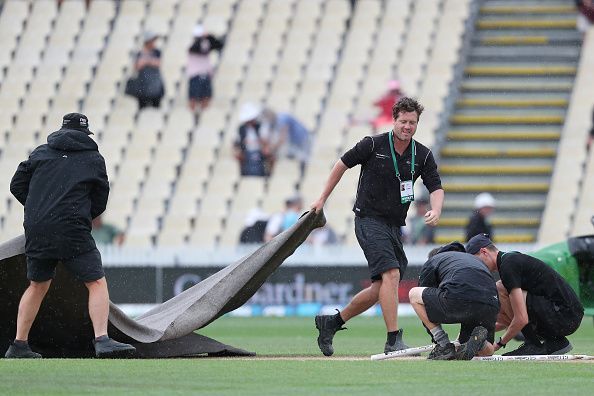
[2,0,584,250]
[437,0,582,244]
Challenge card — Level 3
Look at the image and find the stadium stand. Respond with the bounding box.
[0,0,589,250]
[437,0,582,244]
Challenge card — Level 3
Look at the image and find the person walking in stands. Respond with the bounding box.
[409,242,498,360]
[134,31,165,110]
[370,79,404,132]
[311,97,444,355]
[467,234,584,356]
[465,192,495,241]
[187,24,225,111]
[5,113,136,359]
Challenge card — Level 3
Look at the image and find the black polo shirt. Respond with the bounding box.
[497,251,582,309]
[341,132,442,225]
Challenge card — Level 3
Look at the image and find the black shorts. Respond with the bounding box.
[354,216,407,281]
[422,287,498,344]
[526,294,584,339]
[27,248,105,283]
[189,74,212,100]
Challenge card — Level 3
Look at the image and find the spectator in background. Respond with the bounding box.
[264,195,303,242]
[465,192,496,242]
[260,109,311,177]
[233,103,269,177]
[371,79,404,133]
[239,207,269,244]
[134,31,165,110]
[402,196,435,245]
[187,24,225,112]
[576,0,594,37]
[91,216,125,246]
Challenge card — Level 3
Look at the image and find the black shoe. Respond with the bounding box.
[315,314,346,356]
[545,337,573,355]
[384,329,410,354]
[428,343,456,360]
[455,326,488,360]
[4,342,42,359]
[502,341,546,356]
[93,336,136,358]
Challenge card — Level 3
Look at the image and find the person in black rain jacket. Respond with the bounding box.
[4,113,135,359]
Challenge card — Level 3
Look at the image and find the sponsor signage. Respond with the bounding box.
[105,265,421,305]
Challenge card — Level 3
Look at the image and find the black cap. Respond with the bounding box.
[61,113,93,134]
[465,233,493,255]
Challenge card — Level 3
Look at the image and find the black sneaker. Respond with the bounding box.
[384,329,410,354]
[315,314,346,356]
[428,343,456,360]
[502,341,546,356]
[545,337,573,355]
[455,326,488,360]
[93,336,136,358]
[4,342,42,359]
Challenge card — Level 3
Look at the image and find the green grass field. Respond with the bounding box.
[1,316,592,395]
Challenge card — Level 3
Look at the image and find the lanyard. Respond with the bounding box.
[388,130,415,182]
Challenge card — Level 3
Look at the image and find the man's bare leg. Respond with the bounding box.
[379,268,400,332]
[15,280,52,341]
[340,281,381,322]
[408,287,437,329]
[85,277,109,338]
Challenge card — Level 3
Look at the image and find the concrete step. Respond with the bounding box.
[457,97,568,108]
[442,173,551,186]
[442,182,550,193]
[470,45,580,62]
[434,231,536,244]
[450,113,564,125]
[459,92,570,101]
[441,198,545,216]
[465,64,576,77]
[439,157,554,169]
[441,146,556,158]
[446,129,561,141]
[439,217,540,227]
[440,164,552,175]
[480,4,575,15]
[461,77,573,92]
[441,192,547,204]
[474,30,582,44]
[476,18,576,30]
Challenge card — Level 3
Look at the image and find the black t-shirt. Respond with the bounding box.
[497,251,581,308]
[419,251,499,307]
[341,132,442,225]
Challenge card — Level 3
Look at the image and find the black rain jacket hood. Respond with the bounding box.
[47,128,98,152]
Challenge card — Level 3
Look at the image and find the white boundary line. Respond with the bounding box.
[473,354,593,361]
[371,345,435,361]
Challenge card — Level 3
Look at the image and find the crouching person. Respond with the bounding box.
[467,234,584,356]
[409,242,499,360]
[4,113,136,359]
